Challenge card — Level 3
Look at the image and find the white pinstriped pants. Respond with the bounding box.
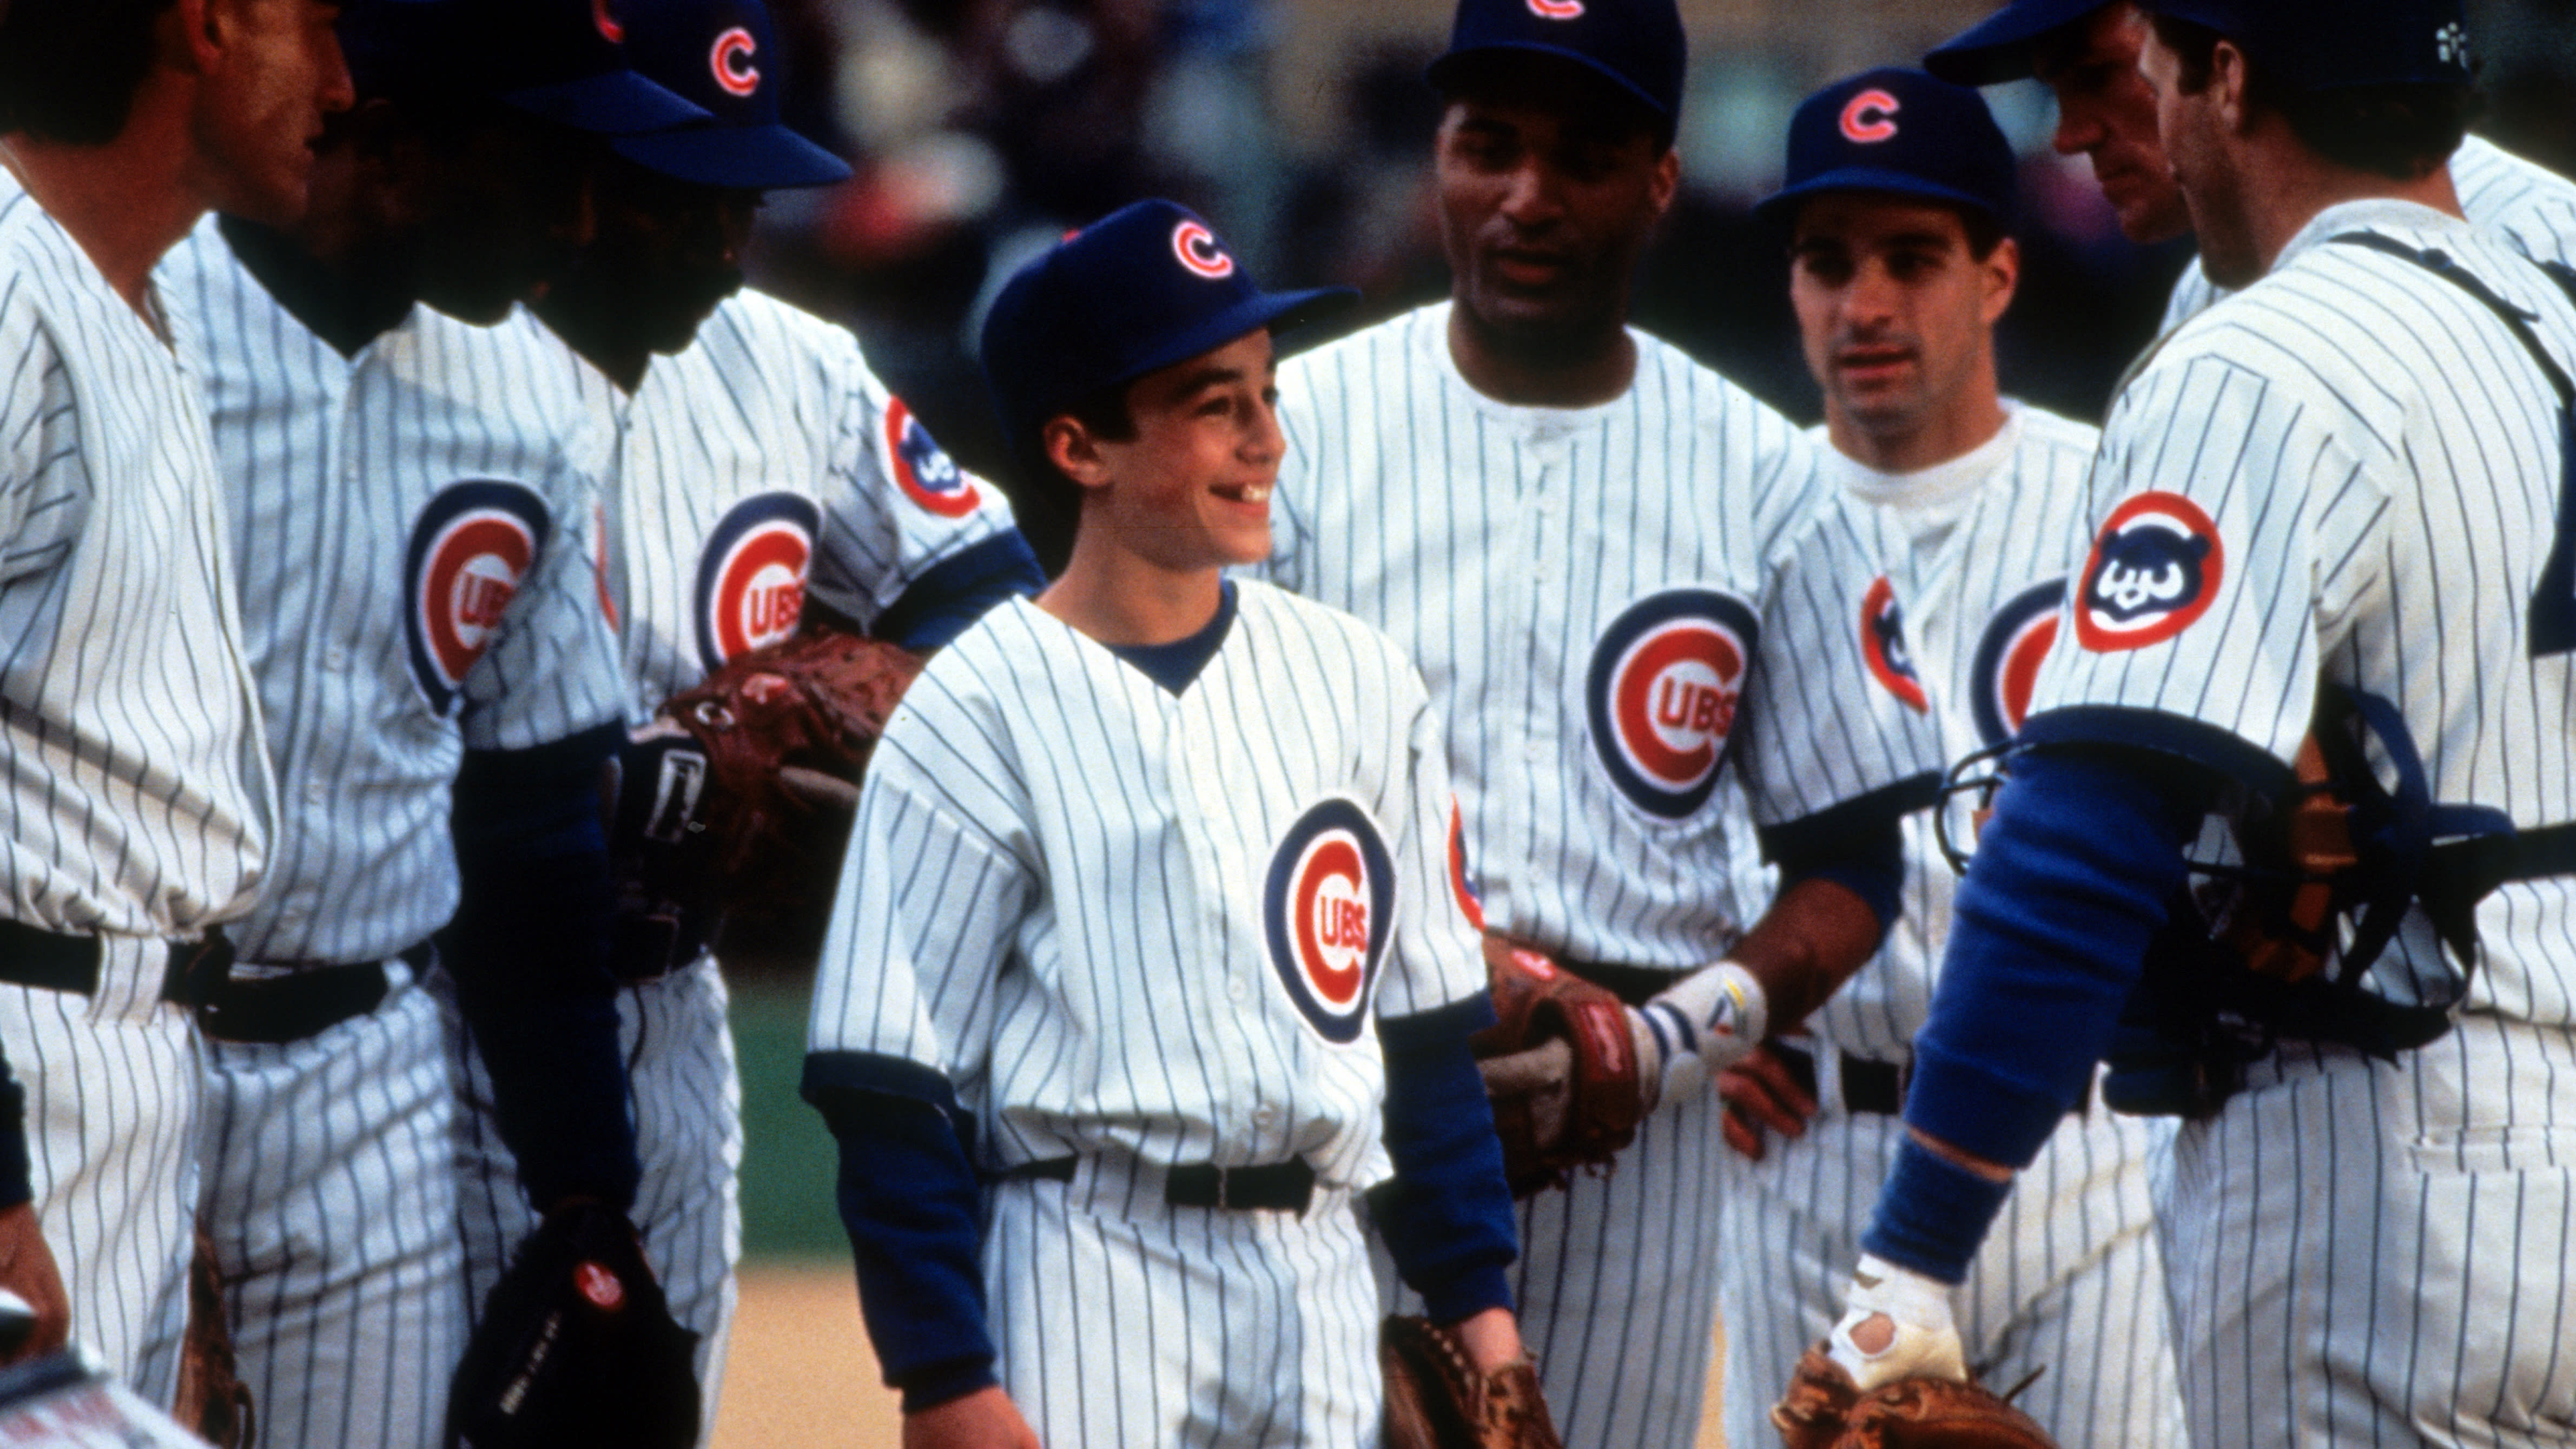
[988,1163,1381,1447]
[6,941,200,1408]
[437,956,743,1446]
[198,964,463,1449]
[1713,1064,2188,1449]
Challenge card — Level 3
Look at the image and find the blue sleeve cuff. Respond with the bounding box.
[873,532,1046,653]
[1758,772,1941,871]
[898,1361,1001,1417]
[1374,996,1519,1315]
[1859,1136,2017,1286]
[1777,819,1905,932]
[2018,705,2295,801]
[1422,1263,1516,1325]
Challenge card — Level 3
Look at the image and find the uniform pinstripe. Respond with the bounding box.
[1715,405,2188,1449]
[810,583,1489,1446]
[446,289,1021,1428]
[1255,301,1944,1447]
[0,170,274,1406]
[162,216,628,1448]
[2034,198,2576,1448]
[2164,135,2576,326]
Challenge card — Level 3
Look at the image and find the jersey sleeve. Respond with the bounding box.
[1372,664,1489,1022]
[806,659,1036,1102]
[1734,480,1945,841]
[0,283,83,590]
[2018,345,2375,797]
[802,328,1022,631]
[458,408,632,749]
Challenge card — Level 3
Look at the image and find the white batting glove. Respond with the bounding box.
[1826,1254,1967,1391]
[1629,960,1766,1113]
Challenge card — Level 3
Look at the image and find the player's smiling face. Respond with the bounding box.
[191,0,355,229]
[1791,194,2016,456]
[552,156,760,359]
[2033,3,2189,244]
[1434,62,1678,347]
[1056,330,1283,574]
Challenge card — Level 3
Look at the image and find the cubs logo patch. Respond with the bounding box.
[1861,575,1930,713]
[1527,0,1584,16]
[1840,88,1901,143]
[403,481,550,716]
[591,0,623,42]
[711,25,759,97]
[885,397,981,518]
[1587,589,1760,821]
[1969,579,2064,746]
[2075,492,2223,651]
[1448,798,1484,931]
[693,492,818,673]
[1263,797,1396,1044]
[1171,220,1235,280]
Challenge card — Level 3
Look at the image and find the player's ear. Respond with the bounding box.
[1042,415,1113,494]
[1647,145,1681,220]
[1980,236,2020,326]
[2211,38,2254,135]
[163,0,224,76]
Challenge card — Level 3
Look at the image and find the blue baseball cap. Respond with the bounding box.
[610,0,852,190]
[1924,0,2111,86]
[2138,0,2473,91]
[339,0,708,136]
[1426,0,1687,128]
[1756,69,2016,229]
[981,201,1356,472]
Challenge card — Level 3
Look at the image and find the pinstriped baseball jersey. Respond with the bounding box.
[159,219,628,967]
[808,583,1489,1190]
[587,289,1021,714]
[1804,402,2097,1058]
[2032,199,2576,1027]
[2164,135,2576,327]
[1257,302,1944,971]
[0,174,273,940]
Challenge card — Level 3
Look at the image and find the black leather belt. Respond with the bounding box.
[194,943,431,1046]
[1770,1041,2091,1118]
[0,917,234,1002]
[1001,1156,1318,1213]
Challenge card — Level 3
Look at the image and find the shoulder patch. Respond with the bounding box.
[886,397,981,517]
[1969,578,2064,746]
[1264,797,1396,1044]
[1860,575,1930,713]
[1586,588,1761,820]
[404,481,551,715]
[2074,491,2223,651]
[693,491,820,672]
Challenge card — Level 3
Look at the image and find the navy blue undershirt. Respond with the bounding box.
[1107,579,1238,694]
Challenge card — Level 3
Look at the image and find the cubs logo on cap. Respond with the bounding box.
[711,25,759,96]
[593,0,624,42]
[1264,797,1397,1044]
[1861,576,1930,713]
[1587,589,1761,820]
[692,492,817,672]
[884,398,981,519]
[1527,0,1584,17]
[1969,579,2064,746]
[1840,88,1900,143]
[404,481,552,716]
[1172,221,1236,280]
[1758,68,2016,229]
[2075,492,2224,652]
[1447,798,1485,930]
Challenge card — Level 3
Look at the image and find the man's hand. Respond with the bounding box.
[0,1203,67,1361]
[1718,1042,1818,1161]
[1447,1306,1525,1375]
[904,1386,1041,1449]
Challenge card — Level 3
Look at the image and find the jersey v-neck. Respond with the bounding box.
[1107,579,1238,696]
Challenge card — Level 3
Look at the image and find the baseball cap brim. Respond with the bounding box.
[1754,167,2011,224]
[1426,43,1675,123]
[504,70,710,137]
[1100,286,1359,404]
[1924,0,2110,85]
[613,123,854,190]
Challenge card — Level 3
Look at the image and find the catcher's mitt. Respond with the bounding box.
[610,629,923,970]
[447,1205,700,1449]
[1469,937,1643,1196]
[1381,1315,1562,1449]
[1773,1344,2056,1449]
[171,1225,250,1449]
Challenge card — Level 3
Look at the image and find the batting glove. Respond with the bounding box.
[1826,1253,1967,1392]
[1631,960,1766,1113]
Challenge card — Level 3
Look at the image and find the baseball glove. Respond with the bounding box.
[1468,936,1643,1196]
[447,1204,700,1449]
[609,628,923,970]
[170,1225,250,1449]
[1381,1314,1562,1449]
[1773,1344,2056,1449]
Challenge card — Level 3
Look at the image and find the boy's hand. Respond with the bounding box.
[904,1386,1042,1449]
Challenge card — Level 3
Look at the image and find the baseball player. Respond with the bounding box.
[1710,68,2185,1449]
[441,0,1043,1422]
[156,2,705,1442]
[0,0,346,1400]
[1254,2,1946,1443]
[1808,4,2576,1446]
[807,199,1533,1446]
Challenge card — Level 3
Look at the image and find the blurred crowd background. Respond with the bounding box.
[740,0,2576,568]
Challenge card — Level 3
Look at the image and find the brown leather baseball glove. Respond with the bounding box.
[1381,1314,1562,1449]
[171,1225,251,1449]
[1468,936,1645,1197]
[1773,1344,2057,1449]
[610,630,923,969]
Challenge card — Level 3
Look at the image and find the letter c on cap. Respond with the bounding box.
[1840,89,1901,144]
